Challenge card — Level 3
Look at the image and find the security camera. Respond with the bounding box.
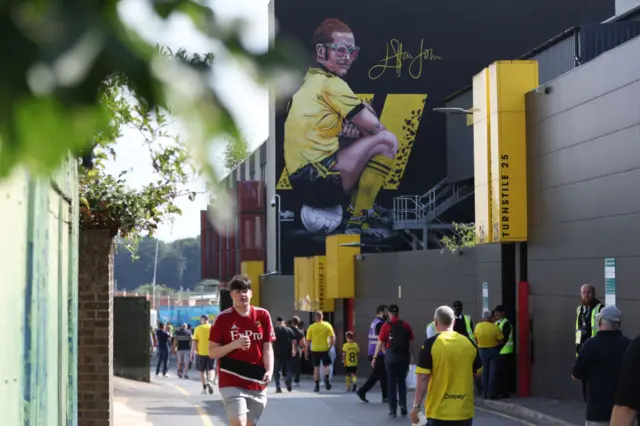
[270,198,276,208]
[534,85,552,95]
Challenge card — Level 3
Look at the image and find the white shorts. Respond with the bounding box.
[177,351,191,364]
[219,387,267,424]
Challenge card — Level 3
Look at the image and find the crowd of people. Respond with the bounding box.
[151,314,217,395]
[148,279,640,426]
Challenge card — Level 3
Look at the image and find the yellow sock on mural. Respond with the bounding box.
[349,155,394,225]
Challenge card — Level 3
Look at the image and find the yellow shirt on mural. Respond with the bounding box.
[284,67,363,174]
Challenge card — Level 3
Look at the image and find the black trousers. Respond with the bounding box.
[498,353,515,396]
[359,355,388,399]
[385,358,409,413]
[156,349,169,375]
[292,353,302,383]
[274,356,292,388]
[427,419,473,425]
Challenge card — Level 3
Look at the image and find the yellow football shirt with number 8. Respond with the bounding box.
[342,342,360,367]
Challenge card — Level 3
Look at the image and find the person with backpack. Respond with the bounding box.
[372,304,415,419]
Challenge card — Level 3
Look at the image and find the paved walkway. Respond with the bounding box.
[478,397,585,426]
[115,373,532,426]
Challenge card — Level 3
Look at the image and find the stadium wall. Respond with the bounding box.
[525,34,640,400]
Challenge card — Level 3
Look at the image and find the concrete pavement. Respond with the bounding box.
[115,371,534,426]
[477,397,584,426]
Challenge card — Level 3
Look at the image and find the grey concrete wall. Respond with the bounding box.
[616,0,640,15]
[353,246,503,371]
[525,34,640,400]
[445,90,474,183]
[260,275,295,322]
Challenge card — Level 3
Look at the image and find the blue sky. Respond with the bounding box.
[107,0,269,241]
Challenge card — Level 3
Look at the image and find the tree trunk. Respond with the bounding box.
[78,229,114,426]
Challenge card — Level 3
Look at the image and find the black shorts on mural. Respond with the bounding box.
[196,355,215,372]
[288,152,344,207]
[311,351,332,367]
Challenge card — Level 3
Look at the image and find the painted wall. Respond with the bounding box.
[0,156,79,426]
[525,34,640,400]
[272,0,613,274]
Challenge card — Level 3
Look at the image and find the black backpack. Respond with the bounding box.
[388,320,410,354]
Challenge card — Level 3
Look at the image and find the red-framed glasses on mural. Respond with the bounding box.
[322,43,360,61]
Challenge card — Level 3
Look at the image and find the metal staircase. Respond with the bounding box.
[393,178,474,250]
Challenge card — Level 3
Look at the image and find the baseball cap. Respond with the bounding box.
[452,300,463,308]
[200,314,209,321]
[276,316,284,322]
[597,305,621,324]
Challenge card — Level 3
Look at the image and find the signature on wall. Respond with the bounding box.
[368,39,442,80]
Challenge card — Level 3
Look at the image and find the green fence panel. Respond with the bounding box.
[0,155,78,426]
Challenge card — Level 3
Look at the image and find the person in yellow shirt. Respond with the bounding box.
[283,18,399,238]
[411,306,482,425]
[342,331,360,392]
[473,310,504,400]
[192,314,215,395]
[305,311,335,392]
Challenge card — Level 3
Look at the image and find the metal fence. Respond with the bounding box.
[0,156,79,426]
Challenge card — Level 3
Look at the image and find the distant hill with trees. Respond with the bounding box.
[114,236,201,291]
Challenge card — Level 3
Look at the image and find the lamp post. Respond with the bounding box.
[271,194,282,274]
[151,239,159,310]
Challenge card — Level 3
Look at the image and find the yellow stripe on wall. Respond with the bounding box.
[473,68,492,244]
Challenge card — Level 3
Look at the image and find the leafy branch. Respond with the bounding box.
[440,222,476,253]
[79,48,213,241]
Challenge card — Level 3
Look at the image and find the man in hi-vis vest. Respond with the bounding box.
[576,284,603,402]
[452,300,475,344]
[426,321,437,339]
[357,305,388,403]
[494,305,514,398]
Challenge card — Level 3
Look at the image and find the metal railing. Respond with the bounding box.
[393,178,473,227]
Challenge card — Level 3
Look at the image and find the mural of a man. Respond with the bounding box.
[283,18,398,238]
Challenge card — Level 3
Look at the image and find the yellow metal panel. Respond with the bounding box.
[241,261,264,307]
[294,257,314,312]
[325,234,360,299]
[488,60,539,242]
[473,68,493,244]
[312,256,334,312]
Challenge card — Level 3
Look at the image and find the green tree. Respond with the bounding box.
[440,222,476,253]
[1,1,298,182]
[78,47,211,241]
[114,236,202,290]
[223,135,250,172]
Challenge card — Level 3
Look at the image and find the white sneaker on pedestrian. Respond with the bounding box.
[201,388,208,395]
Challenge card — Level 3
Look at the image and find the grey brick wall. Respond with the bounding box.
[78,230,114,426]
